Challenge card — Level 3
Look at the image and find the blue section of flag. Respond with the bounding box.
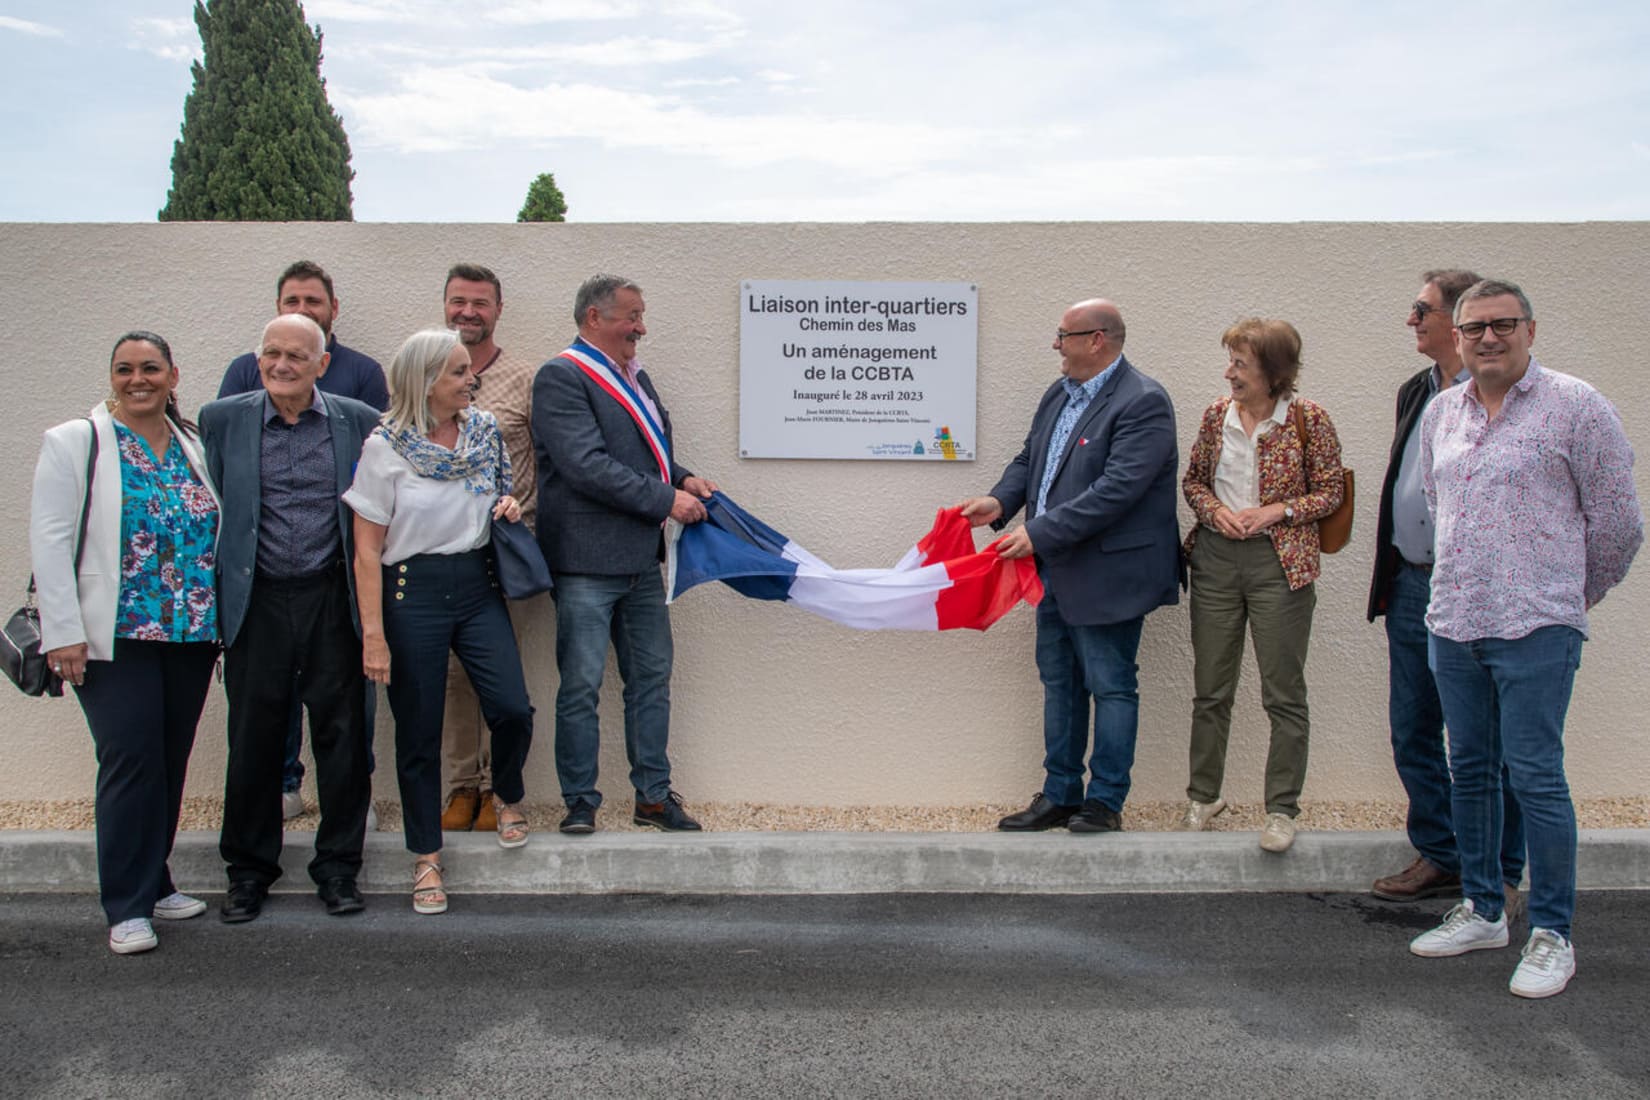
[672,492,799,602]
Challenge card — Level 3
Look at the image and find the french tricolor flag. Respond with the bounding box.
[667,492,1043,631]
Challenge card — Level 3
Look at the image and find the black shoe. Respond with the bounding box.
[220,881,268,923]
[559,803,597,835]
[1067,800,1123,833]
[633,791,703,831]
[997,793,1080,831]
[317,876,365,916]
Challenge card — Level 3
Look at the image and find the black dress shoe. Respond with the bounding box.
[220,881,268,923]
[997,793,1080,831]
[317,876,365,916]
[1067,800,1123,833]
[633,791,703,831]
[559,803,597,835]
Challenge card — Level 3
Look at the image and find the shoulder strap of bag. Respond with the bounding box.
[28,417,99,607]
[1290,400,1309,454]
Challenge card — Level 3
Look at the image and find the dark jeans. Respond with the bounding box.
[383,550,533,855]
[1430,626,1583,937]
[1033,584,1143,812]
[220,565,370,887]
[552,570,674,809]
[74,639,218,924]
[1387,563,1524,882]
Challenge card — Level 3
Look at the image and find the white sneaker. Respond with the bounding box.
[152,891,206,921]
[1410,899,1510,957]
[1258,812,1297,852]
[281,790,305,820]
[1176,798,1227,831]
[109,918,158,955]
[1510,928,1576,999]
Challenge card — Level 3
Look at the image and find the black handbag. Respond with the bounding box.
[5,418,97,697]
[489,517,552,599]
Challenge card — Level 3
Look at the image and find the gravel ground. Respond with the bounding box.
[2,795,1645,833]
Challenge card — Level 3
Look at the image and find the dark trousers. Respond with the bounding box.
[383,550,533,855]
[74,639,218,924]
[220,566,370,887]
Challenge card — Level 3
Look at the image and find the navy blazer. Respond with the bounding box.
[199,390,383,648]
[989,357,1182,626]
[1366,365,1433,621]
[532,350,694,575]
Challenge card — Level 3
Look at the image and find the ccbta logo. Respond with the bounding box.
[932,425,960,460]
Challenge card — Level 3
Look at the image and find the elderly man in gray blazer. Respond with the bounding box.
[532,274,718,835]
[200,313,381,922]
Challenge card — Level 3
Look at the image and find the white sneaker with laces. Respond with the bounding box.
[1176,798,1227,831]
[109,918,158,955]
[1410,899,1509,957]
[1258,812,1297,852]
[281,790,305,820]
[1509,928,1576,999]
[152,891,206,921]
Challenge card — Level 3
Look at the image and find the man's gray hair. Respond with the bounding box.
[574,274,642,326]
[1422,269,1482,312]
[260,313,327,357]
[1454,279,1534,324]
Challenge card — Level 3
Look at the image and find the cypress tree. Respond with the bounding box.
[517,173,569,222]
[159,0,355,221]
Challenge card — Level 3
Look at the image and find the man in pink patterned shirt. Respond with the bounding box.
[1408,279,1642,999]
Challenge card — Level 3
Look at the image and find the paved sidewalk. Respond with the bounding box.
[3,827,1647,894]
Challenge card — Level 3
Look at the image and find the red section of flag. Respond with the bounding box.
[917,508,1045,631]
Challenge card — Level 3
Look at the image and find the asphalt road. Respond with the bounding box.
[3,891,1647,1098]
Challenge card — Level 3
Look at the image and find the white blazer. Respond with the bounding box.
[28,402,221,660]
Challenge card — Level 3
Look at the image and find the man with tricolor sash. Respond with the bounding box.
[531,274,719,835]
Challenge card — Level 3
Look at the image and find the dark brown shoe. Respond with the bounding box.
[440,787,480,831]
[1372,856,1460,901]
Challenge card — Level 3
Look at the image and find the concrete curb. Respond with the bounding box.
[3,828,1647,895]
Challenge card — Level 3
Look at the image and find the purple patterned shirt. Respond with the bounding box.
[1421,358,1642,642]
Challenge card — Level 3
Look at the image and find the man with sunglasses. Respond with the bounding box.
[959,298,1181,834]
[1407,279,1641,999]
[1367,270,1528,911]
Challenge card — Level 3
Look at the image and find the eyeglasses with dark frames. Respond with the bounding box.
[1410,300,1444,320]
[1055,328,1107,344]
[1456,317,1528,340]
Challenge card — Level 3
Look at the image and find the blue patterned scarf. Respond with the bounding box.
[375,409,512,497]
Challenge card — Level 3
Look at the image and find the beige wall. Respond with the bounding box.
[4,222,1647,808]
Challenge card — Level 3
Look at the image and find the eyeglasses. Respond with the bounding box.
[1410,300,1443,320]
[1456,317,1528,340]
[1055,328,1107,344]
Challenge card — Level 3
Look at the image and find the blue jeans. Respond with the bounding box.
[552,570,674,808]
[1429,626,1582,937]
[1033,586,1143,811]
[1387,564,1524,881]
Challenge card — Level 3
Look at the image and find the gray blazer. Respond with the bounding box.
[989,356,1182,626]
[532,350,693,575]
[199,390,383,648]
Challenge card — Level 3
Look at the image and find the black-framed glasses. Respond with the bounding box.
[1456,317,1528,339]
[1055,328,1107,344]
[1410,300,1442,320]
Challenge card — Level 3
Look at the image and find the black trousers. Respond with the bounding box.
[219,565,370,887]
[74,639,218,924]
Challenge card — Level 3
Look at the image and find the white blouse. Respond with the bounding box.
[343,433,493,565]
[1212,394,1291,513]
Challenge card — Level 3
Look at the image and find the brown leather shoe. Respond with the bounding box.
[472,790,498,832]
[1372,856,1460,901]
[440,787,480,831]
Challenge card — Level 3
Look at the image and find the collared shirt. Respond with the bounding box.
[1422,357,1643,642]
[113,423,219,642]
[1391,362,1465,565]
[471,347,540,532]
[257,389,341,578]
[1035,355,1121,516]
[619,357,663,435]
[1212,393,1292,516]
[219,336,389,411]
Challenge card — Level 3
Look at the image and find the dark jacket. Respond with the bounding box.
[219,337,389,412]
[1366,366,1434,621]
[988,357,1182,626]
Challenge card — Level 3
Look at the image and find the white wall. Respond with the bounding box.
[4,222,1647,808]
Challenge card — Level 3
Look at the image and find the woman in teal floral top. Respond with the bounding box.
[29,331,223,956]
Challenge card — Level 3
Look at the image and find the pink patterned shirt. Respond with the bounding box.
[1421,358,1642,642]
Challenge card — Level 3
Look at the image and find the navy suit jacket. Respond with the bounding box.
[532,349,694,575]
[199,390,383,648]
[1366,365,1433,621]
[989,356,1182,626]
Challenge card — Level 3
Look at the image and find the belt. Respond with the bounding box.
[1401,560,1433,574]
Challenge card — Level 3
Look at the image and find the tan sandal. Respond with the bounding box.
[412,859,447,915]
[495,799,530,849]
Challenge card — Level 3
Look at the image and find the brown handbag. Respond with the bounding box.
[1290,402,1354,554]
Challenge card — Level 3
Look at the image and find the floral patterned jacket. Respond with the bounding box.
[1182,395,1345,590]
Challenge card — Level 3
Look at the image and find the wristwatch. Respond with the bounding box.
[1283,503,1296,524]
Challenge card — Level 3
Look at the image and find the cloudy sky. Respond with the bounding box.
[2,0,1647,222]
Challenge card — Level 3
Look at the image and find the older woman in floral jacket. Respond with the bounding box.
[1178,318,1344,853]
